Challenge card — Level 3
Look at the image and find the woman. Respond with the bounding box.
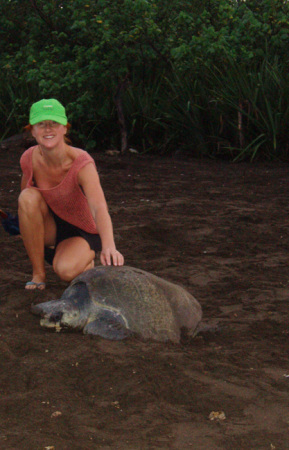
[19,98,124,290]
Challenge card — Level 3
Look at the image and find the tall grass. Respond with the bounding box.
[1,57,289,161]
[0,76,37,140]
[207,57,289,160]
[122,73,171,154]
[123,71,216,157]
[123,58,289,160]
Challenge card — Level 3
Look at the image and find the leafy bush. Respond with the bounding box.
[0,0,288,159]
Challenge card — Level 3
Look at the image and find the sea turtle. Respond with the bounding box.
[31,265,202,343]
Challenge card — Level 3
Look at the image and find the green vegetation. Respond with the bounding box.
[0,0,289,160]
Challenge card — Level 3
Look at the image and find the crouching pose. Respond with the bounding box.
[19,98,124,290]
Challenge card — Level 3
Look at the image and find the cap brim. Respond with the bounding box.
[30,114,67,126]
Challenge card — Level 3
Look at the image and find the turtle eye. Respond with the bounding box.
[49,312,63,323]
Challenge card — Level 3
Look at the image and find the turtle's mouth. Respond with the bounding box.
[40,311,64,332]
[40,311,82,331]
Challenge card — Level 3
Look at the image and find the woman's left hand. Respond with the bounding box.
[100,248,124,266]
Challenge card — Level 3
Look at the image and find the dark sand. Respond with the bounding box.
[1,142,288,449]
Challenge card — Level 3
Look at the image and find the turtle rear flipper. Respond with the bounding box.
[84,309,133,340]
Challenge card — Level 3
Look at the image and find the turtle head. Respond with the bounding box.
[31,281,91,331]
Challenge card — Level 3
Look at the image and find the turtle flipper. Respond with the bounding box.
[83,310,133,340]
[31,299,66,317]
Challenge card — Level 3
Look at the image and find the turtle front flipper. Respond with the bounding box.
[83,309,133,340]
[31,299,72,330]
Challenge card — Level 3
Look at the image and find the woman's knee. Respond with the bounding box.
[53,259,80,282]
[53,251,95,282]
[18,188,47,214]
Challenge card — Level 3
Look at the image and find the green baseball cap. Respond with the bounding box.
[29,99,68,125]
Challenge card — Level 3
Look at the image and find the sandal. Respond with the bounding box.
[25,281,46,290]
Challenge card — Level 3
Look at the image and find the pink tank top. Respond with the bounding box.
[20,146,98,234]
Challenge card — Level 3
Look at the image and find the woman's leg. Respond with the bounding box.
[53,237,96,282]
[18,188,57,289]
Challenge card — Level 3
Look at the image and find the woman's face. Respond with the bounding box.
[31,120,67,149]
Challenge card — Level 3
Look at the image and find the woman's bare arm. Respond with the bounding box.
[78,163,124,266]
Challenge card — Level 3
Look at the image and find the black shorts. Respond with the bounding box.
[44,213,102,265]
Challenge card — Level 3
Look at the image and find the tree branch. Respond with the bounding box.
[114,74,130,154]
[29,0,56,32]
